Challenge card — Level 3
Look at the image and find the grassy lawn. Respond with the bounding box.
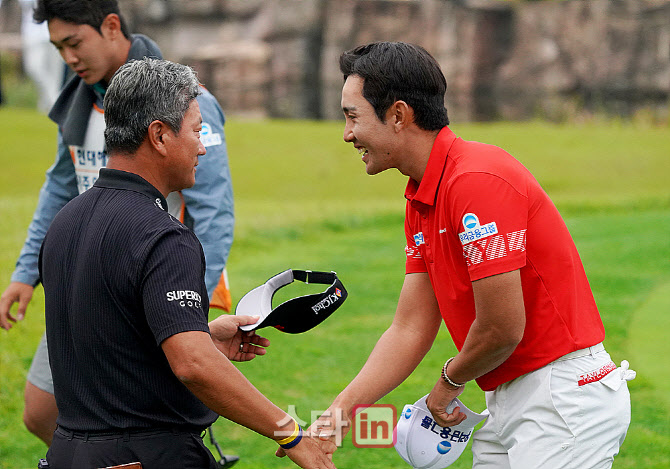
[0,107,668,468]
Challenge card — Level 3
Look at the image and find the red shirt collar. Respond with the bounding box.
[404,126,458,206]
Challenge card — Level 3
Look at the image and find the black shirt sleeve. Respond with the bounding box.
[141,227,210,345]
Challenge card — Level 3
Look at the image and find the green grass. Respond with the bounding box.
[0,108,669,468]
[628,280,670,412]
[0,54,40,109]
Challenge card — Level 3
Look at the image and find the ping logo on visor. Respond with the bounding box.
[235,269,348,333]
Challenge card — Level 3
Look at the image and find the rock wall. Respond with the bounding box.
[4,0,669,121]
[495,0,670,121]
[317,0,517,121]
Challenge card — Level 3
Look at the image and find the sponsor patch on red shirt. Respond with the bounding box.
[578,361,617,386]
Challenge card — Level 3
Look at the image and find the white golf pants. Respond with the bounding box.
[472,345,633,469]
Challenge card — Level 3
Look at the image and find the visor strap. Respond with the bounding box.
[292,270,336,285]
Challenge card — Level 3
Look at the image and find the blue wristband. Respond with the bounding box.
[279,426,303,450]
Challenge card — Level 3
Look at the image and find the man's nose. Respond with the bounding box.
[343,123,354,143]
[60,47,78,66]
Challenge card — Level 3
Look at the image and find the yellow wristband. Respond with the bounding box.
[276,420,300,445]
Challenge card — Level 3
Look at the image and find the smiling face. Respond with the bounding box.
[163,99,206,192]
[48,16,127,85]
[341,75,399,176]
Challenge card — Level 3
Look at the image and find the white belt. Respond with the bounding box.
[554,343,605,362]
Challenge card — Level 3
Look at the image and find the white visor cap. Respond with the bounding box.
[395,394,488,469]
[235,270,347,333]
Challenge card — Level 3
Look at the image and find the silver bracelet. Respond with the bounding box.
[441,357,466,387]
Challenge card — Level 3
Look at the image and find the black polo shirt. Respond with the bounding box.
[39,168,217,431]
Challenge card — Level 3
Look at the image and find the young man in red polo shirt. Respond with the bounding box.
[314,42,634,468]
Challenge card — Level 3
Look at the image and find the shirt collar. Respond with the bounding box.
[92,82,106,98]
[404,126,458,206]
[94,168,168,212]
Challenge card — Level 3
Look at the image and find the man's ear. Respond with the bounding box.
[389,100,413,132]
[147,120,169,156]
[100,13,122,40]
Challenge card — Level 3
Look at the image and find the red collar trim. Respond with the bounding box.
[404,127,457,206]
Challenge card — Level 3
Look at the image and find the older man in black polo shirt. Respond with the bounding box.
[39,58,336,469]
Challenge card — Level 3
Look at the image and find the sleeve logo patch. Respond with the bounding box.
[458,213,498,245]
[166,290,202,308]
[405,245,422,259]
[413,232,425,246]
[200,122,223,147]
[462,229,527,266]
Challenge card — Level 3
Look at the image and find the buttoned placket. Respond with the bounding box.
[418,204,434,265]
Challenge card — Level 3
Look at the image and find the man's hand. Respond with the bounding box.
[209,314,270,361]
[0,282,34,331]
[278,432,338,469]
[276,407,351,459]
[425,377,467,427]
[310,406,351,448]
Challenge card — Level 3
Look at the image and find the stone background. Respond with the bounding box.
[2,0,669,122]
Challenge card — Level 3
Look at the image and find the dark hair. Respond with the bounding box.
[340,42,449,129]
[33,0,130,39]
[104,58,201,155]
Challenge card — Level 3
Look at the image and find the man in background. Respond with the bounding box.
[0,0,234,448]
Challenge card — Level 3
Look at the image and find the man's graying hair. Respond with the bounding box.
[104,58,201,155]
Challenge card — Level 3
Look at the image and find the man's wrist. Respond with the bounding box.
[331,395,354,421]
[275,419,303,450]
[441,357,467,388]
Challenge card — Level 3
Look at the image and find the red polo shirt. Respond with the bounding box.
[404,127,605,391]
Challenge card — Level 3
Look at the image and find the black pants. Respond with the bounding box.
[46,426,218,469]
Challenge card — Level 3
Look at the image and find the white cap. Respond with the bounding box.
[394,394,488,469]
[235,269,347,333]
